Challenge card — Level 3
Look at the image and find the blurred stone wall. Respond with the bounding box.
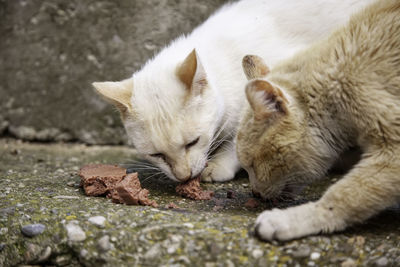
[0,0,228,144]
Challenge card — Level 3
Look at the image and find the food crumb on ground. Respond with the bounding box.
[166,202,179,209]
[176,176,214,200]
[244,198,259,208]
[227,190,235,199]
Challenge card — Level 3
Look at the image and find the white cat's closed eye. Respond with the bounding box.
[185,137,200,149]
[149,153,166,161]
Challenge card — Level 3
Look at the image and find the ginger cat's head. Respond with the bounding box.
[236,55,317,199]
[93,49,221,182]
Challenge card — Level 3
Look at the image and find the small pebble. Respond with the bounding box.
[341,258,357,267]
[355,236,365,246]
[226,260,235,267]
[183,223,194,228]
[374,256,389,267]
[252,248,263,259]
[177,255,190,264]
[70,157,79,162]
[66,221,86,242]
[167,246,177,254]
[310,252,321,260]
[348,235,365,246]
[24,243,42,262]
[54,254,71,266]
[80,249,89,258]
[67,181,75,187]
[170,235,182,243]
[144,244,162,260]
[88,216,106,227]
[21,223,46,237]
[37,246,52,262]
[292,244,311,258]
[98,235,112,252]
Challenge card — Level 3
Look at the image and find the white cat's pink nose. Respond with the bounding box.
[175,170,192,182]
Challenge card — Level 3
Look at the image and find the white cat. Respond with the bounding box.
[93,0,374,183]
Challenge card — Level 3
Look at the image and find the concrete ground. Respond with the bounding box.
[0,139,399,266]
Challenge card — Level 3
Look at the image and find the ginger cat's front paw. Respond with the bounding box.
[201,161,236,182]
[254,202,338,241]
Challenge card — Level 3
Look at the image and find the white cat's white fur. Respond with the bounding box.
[93,0,375,182]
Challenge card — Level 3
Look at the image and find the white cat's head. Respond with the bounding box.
[93,49,222,182]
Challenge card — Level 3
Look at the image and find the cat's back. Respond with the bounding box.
[331,0,400,142]
[347,0,400,60]
[335,0,400,94]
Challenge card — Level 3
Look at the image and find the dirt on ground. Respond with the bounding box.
[0,139,399,266]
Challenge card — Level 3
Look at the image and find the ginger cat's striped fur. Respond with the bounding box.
[236,0,400,241]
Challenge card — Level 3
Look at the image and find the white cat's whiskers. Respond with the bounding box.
[140,171,166,184]
[122,159,154,165]
[122,163,160,169]
[120,159,165,180]
[208,134,234,158]
[207,131,236,160]
[208,118,232,150]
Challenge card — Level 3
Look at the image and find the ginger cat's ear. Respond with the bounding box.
[92,78,133,115]
[245,79,288,120]
[176,49,207,95]
[242,55,270,80]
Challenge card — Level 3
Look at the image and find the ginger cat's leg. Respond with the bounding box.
[254,148,400,241]
[202,141,241,182]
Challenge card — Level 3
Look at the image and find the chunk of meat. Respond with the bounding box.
[79,164,126,196]
[79,164,157,207]
[113,173,158,208]
[176,176,214,200]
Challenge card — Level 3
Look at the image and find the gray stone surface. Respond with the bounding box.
[0,0,228,144]
[0,139,399,266]
[21,223,46,237]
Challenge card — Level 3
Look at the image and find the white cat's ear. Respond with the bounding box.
[92,78,133,115]
[242,55,270,80]
[245,79,288,120]
[176,49,207,95]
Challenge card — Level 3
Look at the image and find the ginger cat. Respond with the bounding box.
[92,0,374,183]
[236,0,400,241]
